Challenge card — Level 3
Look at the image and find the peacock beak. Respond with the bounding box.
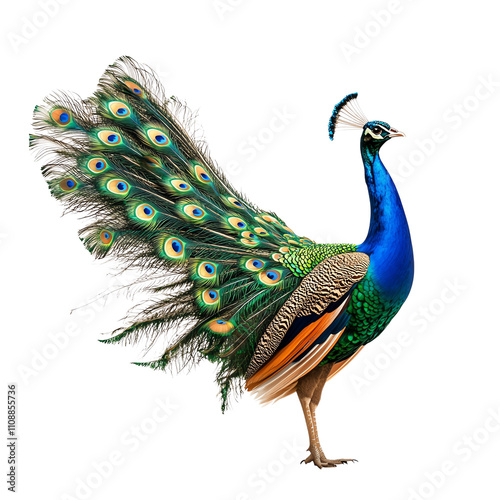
[388,128,405,138]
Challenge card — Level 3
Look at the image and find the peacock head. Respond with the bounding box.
[362,121,405,149]
[329,93,405,152]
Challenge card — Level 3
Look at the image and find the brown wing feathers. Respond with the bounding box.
[244,252,369,403]
[245,252,369,379]
[245,297,349,390]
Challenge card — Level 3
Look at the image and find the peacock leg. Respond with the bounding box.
[297,363,357,468]
[297,364,329,468]
[297,393,322,467]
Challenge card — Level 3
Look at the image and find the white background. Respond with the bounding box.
[2,1,500,499]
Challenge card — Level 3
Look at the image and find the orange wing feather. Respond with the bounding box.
[245,298,349,391]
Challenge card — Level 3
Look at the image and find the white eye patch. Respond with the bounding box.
[364,124,390,140]
[364,128,384,140]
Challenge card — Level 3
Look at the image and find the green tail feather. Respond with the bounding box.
[31,56,312,410]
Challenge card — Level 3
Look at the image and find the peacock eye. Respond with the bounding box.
[372,126,382,134]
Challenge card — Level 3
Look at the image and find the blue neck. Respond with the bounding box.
[357,143,414,301]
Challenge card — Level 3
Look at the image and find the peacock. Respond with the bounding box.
[30,57,414,469]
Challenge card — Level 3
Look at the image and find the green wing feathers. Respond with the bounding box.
[30,56,318,409]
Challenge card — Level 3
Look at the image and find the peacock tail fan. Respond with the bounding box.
[30,56,315,411]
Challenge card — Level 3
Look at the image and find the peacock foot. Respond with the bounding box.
[301,447,357,469]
